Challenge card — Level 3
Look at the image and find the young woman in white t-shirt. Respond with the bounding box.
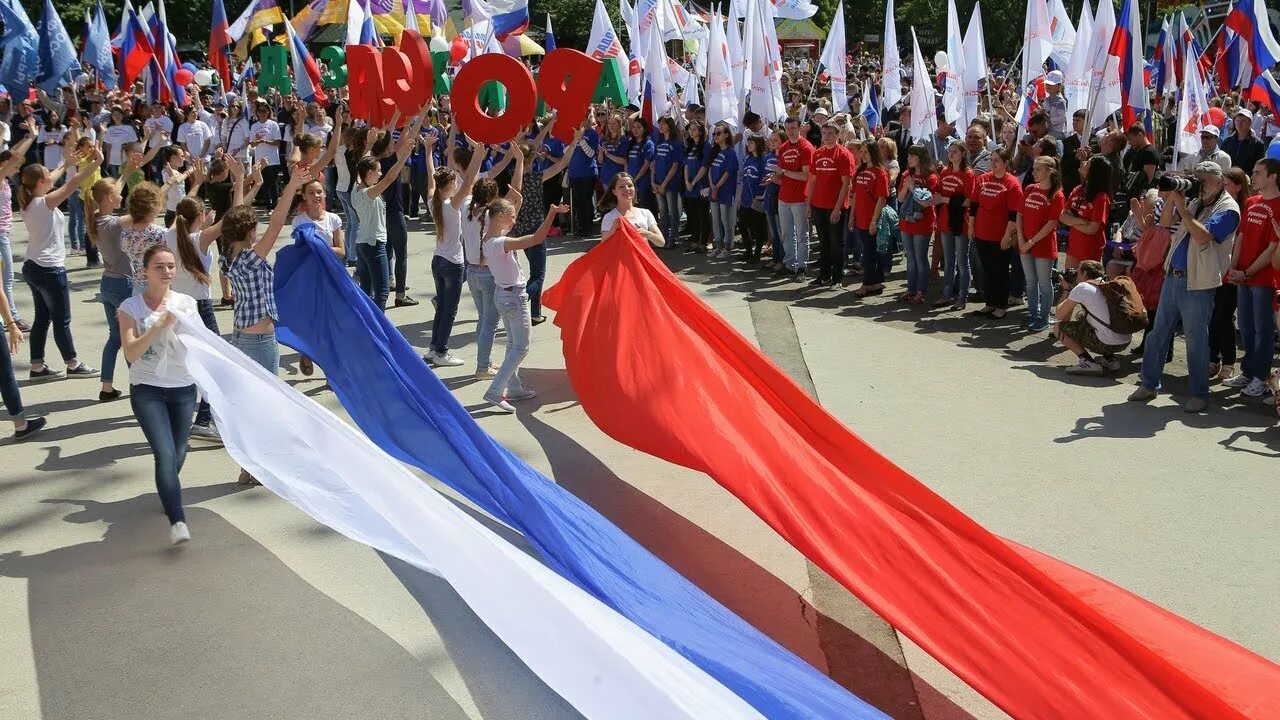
[36,112,67,171]
[424,142,485,368]
[102,108,139,177]
[118,243,201,545]
[476,198,569,413]
[159,146,191,227]
[598,172,666,246]
[17,145,105,381]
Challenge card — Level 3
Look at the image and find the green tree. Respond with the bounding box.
[531,0,625,50]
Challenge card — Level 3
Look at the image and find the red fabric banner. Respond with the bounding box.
[541,221,1280,720]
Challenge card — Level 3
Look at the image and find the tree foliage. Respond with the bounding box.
[16,0,254,50]
[531,0,625,50]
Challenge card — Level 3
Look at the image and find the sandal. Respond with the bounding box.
[852,286,883,298]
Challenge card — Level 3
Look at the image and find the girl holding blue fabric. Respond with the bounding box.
[652,117,685,248]
[683,121,712,253]
[707,123,739,260]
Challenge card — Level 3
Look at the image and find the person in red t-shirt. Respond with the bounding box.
[1017,157,1066,331]
[968,148,1023,317]
[1059,157,1112,268]
[848,140,892,297]
[806,122,854,287]
[1229,158,1280,395]
[771,117,815,275]
[897,145,939,304]
[937,141,976,309]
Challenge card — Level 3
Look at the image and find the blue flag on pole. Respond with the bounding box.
[36,0,79,93]
[0,0,41,94]
[83,0,117,88]
[544,14,556,51]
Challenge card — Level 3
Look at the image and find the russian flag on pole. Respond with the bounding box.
[210,0,232,91]
[284,18,325,105]
[1151,16,1174,98]
[119,6,155,90]
[461,0,528,40]
[1225,0,1280,84]
[1107,0,1146,128]
[1252,70,1280,115]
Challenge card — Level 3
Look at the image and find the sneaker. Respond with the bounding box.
[1241,378,1270,398]
[506,388,537,401]
[474,366,499,379]
[28,366,63,382]
[432,351,465,367]
[66,363,99,378]
[99,389,122,402]
[1128,386,1158,402]
[15,319,30,333]
[299,357,314,376]
[189,422,222,442]
[932,297,953,308]
[1027,319,1050,332]
[1099,355,1121,372]
[1182,397,1209,414]
[1216,365,1237,381]
[394,295,420,307]
[482,393,517,413]
[169,521,191,545]
[1065,358,1105,375]
[1222,373,1251,389]
[14,416,47,441]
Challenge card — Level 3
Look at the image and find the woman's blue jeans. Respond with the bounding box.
[467,265,499,371]
[99,275,134,384]
[21,261,77,365]
[0,231,19,321]
[1019,255,1055,323]
[430,255,465,355]
[67,192,87,250]
[1238,284,1277,382]
[523,244,547,318]
[941,232,972,301]
[130,383,197,524]
[902,232,931,294]
[356,242,390,310]
[858,228,891,285]
[337,190,360,264]
[230,330,279,375]
[0,323,22,418]
[711,201,737,252]
[656,190,682,245]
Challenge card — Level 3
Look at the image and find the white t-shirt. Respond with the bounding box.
[119,291,199,387]
[435,201,464,264]
[102,124,139,166]
[251,120,282,166]
[1070,282,1132,346]
[162,165,187,212]
[144,116,174,149]
[164,229,213,300]
[349,187,386,245]
[37,128,66,169]
[177,121,214,158]
[21,197,66,268]
[227,118,252,162]
[482,236,527,288]
[304,121,332,146]
[600,207,659,237]
[292,211,343,245]
[460,198,485,265]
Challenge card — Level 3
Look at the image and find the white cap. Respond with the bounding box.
[1045,70,1064,86]
[1235,107,1253,121]
[1200,124,1220,138]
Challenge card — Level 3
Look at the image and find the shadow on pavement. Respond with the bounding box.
[0,487,471,720]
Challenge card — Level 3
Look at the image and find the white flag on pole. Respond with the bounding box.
[587,0,625,59]
[705,10,739,128]
[909,28,937,142]
[774,0,818,20]
[346,0,364,46]
[961,2,989,124]
[749,0,785,123]
[818,0,847,114]
[726,0,747,98]
[1087,0,1120,127]
[882,0,902,109]
[1048,0,1076,70]
[1063,0,1094,120]
[942,0,966,126]
[646,18,670,120]
[1175,46,1209,157]
[1022,0,1054,83]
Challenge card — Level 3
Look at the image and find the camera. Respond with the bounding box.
[1052,268,1078,287]
[1157,175,1201,196]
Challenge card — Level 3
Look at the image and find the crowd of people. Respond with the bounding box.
[1,49,1279,541]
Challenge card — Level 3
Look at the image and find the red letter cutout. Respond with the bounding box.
[537,49,603,144]
[451,54,536,145]
[381,47,415,126]
[346,45,395,126]
[398,30,434,113]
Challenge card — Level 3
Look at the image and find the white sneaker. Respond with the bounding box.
[1065,358,1105,375]
[432,351,465,367]
[189,422,222,443]
[169,521,191,545]
[482,393,517,413]
[1222,373,1251,389]
[1241,378,1270,398]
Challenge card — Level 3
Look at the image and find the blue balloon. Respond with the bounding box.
[182,61,199,73]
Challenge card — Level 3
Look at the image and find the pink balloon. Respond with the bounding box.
[174,68,195,87]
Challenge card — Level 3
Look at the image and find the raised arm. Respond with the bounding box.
[502,204,569,252]
[0,118,38,178]
[255,167,313,259]
[543,128,583,181]
[450,138,487,210]
[368,109,427,198]
[46,146,104,209]
[311,105,345,174]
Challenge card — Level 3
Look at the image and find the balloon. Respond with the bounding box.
[182,61,199,73]
[450,37,467,63]
[194,69,216,87]
[429,34,450,53]
[934,51,949,71]
[174,68,195,87]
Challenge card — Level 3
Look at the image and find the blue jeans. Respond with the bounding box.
[656,190,682,245]
[488,287,531,398]
[0,323,22,418]
[385,211,408,293]
[1140,275,1214,398]
[523,244,547,318]
[859,228,892,285]
[430,255,465,355]
[0,231,19,321]
[766,208,782,264]
[337,190,360,264]
[193,299,219,425]
[778,201,808,270]
[1237,284,1277,382]
[467,265,499,371]
[21,261,77,365]
[130,383,197,524]
[99,275,134,384]
[941,232,971,301]
[711,201,737,252]
[1019,255,1055,323]
[356,242,390,310]
[231,330,279,375]
[67,192,86,250]
[902,232,931,294]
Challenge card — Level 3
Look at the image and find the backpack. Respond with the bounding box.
[1083,276,1149,335]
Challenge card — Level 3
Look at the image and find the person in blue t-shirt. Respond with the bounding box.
[708,123,740,259]
[597,114,627,193]
[683,120,712,252]
[652,116,686,247]
[567,114,600,236]
[625,116,656,212]
[764,130,784,268]
[738,135,769,264]
[533,125,567,234]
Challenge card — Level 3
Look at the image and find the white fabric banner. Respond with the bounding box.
[909,28,937,142]
[961,2,989,127]
[705,11,739,128]
[1048,0,1076,70]
[170,316,766,720]
[1022,0,1054,83]
[748,0,785,123]
[881,0,902,109]
[942,0,966,126]
[1175,48,1209,158]
[587,0,625,59]
[818,1,847,114]
[1063,0,1094,120]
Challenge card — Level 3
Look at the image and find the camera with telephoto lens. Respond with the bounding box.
[1052,267,1078,288]
[1157,175,1201,197]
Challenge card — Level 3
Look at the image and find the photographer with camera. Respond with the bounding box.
[1051,260,1132,374]
[1129,162,1241,413]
